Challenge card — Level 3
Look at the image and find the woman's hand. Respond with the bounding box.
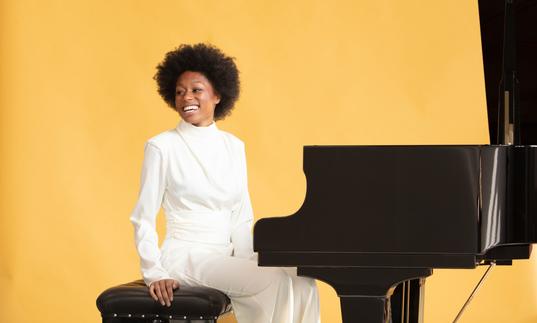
[149,279,179,307]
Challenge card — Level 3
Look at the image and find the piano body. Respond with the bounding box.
[253,0,537,322]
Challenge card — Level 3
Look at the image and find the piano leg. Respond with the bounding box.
[390,278,426,323]
[340,295,390,323]
[298,267,432,323]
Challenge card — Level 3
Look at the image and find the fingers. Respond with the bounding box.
[155,280,165,306]
[149,284,158,302]
[162,288,171,307]
[166,280,174,302]
[149,279,178,307]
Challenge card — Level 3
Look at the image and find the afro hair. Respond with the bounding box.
[154,43,240,120]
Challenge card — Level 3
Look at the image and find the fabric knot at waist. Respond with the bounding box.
[166,210,232,245]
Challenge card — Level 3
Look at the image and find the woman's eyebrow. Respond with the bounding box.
[176,80,205,88]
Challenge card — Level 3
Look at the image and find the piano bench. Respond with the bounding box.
[96,280,232,323]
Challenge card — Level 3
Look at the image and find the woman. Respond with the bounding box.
[130,43,321,323]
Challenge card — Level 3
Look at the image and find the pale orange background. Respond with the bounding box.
[1,1,536,322]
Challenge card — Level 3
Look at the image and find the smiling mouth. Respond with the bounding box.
[183,105,199,112]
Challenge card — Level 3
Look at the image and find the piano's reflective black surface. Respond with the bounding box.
[256,145,537,268]
[253,0,537,322]
[255,145,537,322]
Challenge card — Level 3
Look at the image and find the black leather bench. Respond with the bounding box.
[96,280,232,323]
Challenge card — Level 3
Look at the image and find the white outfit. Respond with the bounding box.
[130,120,320,323]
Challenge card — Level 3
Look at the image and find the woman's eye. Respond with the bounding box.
[176,91,184,95]
[193,88,203,92]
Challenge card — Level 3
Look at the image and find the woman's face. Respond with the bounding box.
[175,71,220,127]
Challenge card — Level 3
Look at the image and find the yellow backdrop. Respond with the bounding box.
[1,1,536,322]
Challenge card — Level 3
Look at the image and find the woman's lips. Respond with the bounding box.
[183,105,199,114]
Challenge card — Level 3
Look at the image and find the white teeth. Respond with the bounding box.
[183,105,199,112]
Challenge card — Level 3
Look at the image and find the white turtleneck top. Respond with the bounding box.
[130,120,254,286]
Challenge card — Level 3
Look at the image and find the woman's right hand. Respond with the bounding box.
[149,279,179,307]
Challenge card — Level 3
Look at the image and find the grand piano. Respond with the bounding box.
[253,0,537,322]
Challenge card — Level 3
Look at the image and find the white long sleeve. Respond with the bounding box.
[130,120,254,285]
[130,142,171,286]
[230,144,255,260]
[230,191,254,259]
[133,121,322,323]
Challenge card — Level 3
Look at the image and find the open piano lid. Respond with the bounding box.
[480,0,537,144]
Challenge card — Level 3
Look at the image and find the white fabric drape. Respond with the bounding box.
[130,120,320,323]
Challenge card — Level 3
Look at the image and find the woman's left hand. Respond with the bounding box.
[149,279,179,307]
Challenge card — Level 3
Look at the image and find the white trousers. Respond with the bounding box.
[161,239,321,323]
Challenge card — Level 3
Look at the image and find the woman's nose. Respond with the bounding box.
[183,90,194,100]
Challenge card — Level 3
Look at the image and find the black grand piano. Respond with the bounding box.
[253,0,537,322]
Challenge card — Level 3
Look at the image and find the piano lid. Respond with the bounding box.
[479,0,537,144]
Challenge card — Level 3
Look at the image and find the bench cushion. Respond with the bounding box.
[96,280,232,320]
